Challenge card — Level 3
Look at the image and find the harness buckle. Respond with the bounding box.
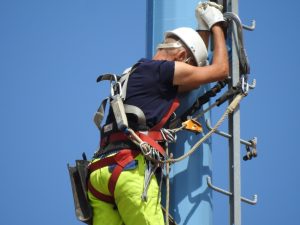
[139,142,152,156]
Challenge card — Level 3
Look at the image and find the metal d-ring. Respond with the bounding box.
[207,176,258,205]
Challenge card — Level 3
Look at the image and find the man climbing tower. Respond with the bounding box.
[88,2,229,225]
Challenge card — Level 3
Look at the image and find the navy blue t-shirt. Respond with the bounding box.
[123,58,178,128]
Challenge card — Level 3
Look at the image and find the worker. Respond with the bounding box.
[87,1,229,225]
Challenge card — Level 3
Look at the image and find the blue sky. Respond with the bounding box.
[0,0,299,225]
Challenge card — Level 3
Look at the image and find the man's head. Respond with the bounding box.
[156,27,208,66]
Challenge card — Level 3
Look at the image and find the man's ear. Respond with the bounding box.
[176,50,188,62]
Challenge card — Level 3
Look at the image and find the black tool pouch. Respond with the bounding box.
[67,160,93,225]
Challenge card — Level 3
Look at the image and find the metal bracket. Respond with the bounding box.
[241,77,256,94]
[205,119,256,148]
[242,20,256,31]
[205,119,258,160]
[207,176,258,205]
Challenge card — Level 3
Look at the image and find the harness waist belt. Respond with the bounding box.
[101,131,166,156]
[101,131,164,146]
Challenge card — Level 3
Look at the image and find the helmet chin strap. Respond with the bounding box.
[184,57,191,63]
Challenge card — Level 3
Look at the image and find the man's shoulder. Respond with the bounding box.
[137,58,174,70]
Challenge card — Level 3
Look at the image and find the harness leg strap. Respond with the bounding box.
[88,180,115,204]
[108,150,139,197]
[88,150,138,205]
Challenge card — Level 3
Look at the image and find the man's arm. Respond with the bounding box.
[198,31,210,49]
[174,24,229,92]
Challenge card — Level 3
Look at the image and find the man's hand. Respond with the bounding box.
[195,1,225,30]
[195,8,209,31]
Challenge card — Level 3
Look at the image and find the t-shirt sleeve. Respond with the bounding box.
[158,61,178,97]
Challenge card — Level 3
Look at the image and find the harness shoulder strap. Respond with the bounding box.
[94,63,141,131]
[151,98,180,131]
[94,97,109,130]
[119,62,140,100]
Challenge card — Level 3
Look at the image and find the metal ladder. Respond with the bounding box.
[207,1,258,225]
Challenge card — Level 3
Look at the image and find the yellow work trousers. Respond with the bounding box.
[88,153,165,225]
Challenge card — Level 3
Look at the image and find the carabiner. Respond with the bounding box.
[111,82,123,99]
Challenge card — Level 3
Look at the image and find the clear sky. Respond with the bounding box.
[0,0,299,225]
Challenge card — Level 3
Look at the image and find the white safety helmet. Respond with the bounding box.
[162,27,208,67]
